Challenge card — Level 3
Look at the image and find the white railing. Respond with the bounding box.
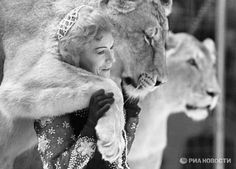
[214,0,226,169]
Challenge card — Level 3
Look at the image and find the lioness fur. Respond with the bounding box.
[0,0,171,167]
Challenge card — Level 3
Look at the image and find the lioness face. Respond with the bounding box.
[108,1,169,98]
[165,33,220,120]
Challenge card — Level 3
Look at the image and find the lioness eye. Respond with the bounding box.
[187,58,199,69]
[144,34,152,45]
[144,27,161,46]
[145,27,158,38]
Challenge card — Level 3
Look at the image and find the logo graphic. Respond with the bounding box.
[180,158,188,164]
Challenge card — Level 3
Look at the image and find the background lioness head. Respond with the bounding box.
[128,32,221,169]
[163,32,220,120]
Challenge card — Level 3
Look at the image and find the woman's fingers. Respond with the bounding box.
[96,92,114,102]
[92,89,105,98]
[98,98,114,107]
[105,92,114,97]
[97,104,111,118]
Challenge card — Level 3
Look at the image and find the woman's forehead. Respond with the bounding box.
[91,32,114,48]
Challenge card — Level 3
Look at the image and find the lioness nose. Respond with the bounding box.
[155,80,162,86]
[154,75,168,86]
[123,77,137,88]
[206,81,221,98]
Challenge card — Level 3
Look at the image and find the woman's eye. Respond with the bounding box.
[187,58,199,69]
[97,51,105,55]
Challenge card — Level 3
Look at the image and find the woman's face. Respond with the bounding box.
[79,32,115,78]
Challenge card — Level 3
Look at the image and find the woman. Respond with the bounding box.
[34,6,140,169]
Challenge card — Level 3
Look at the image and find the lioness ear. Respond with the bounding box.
[159,0,173,16]
[166,32,177,50]
[100,0,139,13]
[203,38,216,63]
[166,32,180,58]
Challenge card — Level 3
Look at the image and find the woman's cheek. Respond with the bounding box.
[96,56,105,67]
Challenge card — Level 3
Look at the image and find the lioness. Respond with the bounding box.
[0,0,171,168]
[0,0,170,118]
[128,32,220,169]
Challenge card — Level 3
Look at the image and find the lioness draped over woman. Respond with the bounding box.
[33,5,140,169]
[0,0,172,168]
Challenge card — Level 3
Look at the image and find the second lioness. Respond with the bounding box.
[128,32,220,169]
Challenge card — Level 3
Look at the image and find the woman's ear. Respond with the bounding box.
[84,25,97,37]
[58,42,79,66]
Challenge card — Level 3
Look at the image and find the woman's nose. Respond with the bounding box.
[106,50,115,63]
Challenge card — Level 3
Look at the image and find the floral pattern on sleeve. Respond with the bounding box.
[34,108,131,169]
[34,110,96,169]
[125,117,139,153]
[68,136,96,169]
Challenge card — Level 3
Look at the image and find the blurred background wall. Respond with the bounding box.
[161,0,236,169]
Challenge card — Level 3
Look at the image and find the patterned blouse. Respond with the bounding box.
[34,107,138,169]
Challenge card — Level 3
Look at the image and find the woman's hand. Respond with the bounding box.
[86,89,114,128]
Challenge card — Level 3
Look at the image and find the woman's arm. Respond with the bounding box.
[35,114,97,169]
[34,90,114,169]
[122,88,141,153]
[125,117,139,153]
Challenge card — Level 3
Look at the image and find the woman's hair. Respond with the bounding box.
[58,6,112,64]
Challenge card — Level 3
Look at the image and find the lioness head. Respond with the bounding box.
[102,0,172,98]
[164,32,220,120]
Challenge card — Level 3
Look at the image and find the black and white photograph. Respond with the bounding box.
[0,0,235,169]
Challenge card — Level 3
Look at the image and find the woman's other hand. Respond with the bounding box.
[122,87,141,120]
[87,89,114,128]
[122,86,141,152]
